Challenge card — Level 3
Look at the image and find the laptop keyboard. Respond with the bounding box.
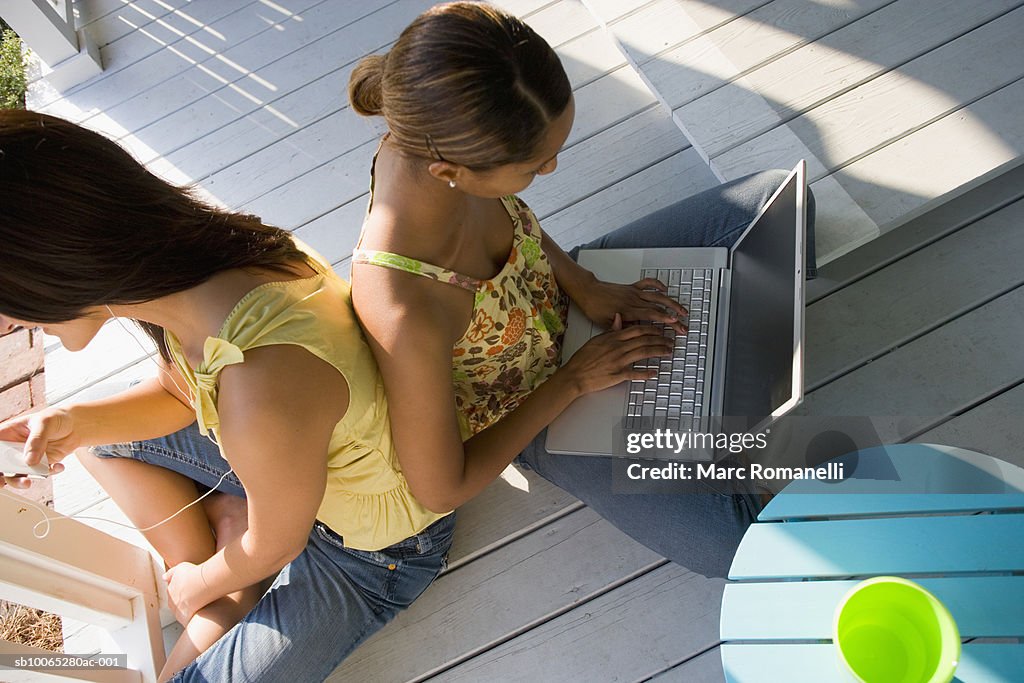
[625,268,714,431]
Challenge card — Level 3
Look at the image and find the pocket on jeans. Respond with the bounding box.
[313,523,397,567]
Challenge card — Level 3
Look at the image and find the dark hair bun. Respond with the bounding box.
[349,54,386,116]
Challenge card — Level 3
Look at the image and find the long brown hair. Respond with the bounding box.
[349,1,571,170]
[0,110,306,360]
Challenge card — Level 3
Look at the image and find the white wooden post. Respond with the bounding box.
[0,493,164,682]
[2,0,102,91]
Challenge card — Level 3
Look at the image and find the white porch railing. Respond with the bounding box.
[0,492,164,682]
[2,0,102,91]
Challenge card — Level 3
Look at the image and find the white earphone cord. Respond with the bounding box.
[2,466,236,539]
[5,309,234,540]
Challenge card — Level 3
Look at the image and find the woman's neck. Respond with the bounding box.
[113,265,312,368]
[369,140,473,251]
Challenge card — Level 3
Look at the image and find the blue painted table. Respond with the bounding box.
[720,444,1024,682]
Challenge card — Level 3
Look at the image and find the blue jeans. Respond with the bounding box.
[93,426,455,682]
[516,170,817,578]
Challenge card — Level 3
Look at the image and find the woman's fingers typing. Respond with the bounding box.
[615,279,687,332]
[563,318,673,394]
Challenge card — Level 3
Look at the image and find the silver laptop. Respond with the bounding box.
[546,161,807,460]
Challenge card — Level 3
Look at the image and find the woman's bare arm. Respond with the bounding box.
[352,265,671,513]
[539,227,685,331]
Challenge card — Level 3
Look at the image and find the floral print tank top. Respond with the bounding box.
[353,195,568,439]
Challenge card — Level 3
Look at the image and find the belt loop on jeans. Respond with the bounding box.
[415,530,433,555]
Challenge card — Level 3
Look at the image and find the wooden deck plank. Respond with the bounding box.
[821,76,1024,230]
[446,469,580,568]
[199,108,382,211]
[492,0,565,19]
[563,64,660,146]
[39,0,315,118]
[541,147,718,249]
[597,0,768,66]
[76,0,196,48]
[914,383,1024,469]
[581,0,655,24]
[327,509,668,682]
[536,105,686,201]
[139,64,378,177]
[73,0,257,73]
[91,1,412,143]
[649,648,726,683]
[713,6,1024,182]
[807,162,1024,302]
[802,174,880,264]
[641,0,891,111]
[514,0,597,49]
[293,200,368,270]
[674,0,1022,160]
[798,285,1024,442]
[432,565,723,683]
[548,21,630,88]
[75,0,171,32]
[239,135,376,236]
[804,197,1024,387]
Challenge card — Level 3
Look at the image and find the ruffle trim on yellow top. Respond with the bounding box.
[191,337,245,437]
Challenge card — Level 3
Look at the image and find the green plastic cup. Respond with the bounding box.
[833,577,960,683]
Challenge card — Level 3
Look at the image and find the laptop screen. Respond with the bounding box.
[721,168,804,429]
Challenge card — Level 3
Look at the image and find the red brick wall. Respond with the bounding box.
[0,327,46,422]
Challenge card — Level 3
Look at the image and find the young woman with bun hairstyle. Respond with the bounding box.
[349,2,816,578]
[0,109,454,681]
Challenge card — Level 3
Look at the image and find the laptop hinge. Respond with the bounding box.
[709,267,731,423]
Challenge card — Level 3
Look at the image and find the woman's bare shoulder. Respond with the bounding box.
[352,262,468,348]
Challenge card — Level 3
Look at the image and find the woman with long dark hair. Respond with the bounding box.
[0,110,454,681]
[349,2,816,577]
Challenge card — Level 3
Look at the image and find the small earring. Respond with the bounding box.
[448,179,456,189]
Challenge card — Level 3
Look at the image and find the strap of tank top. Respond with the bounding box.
[351,249,482,293]
[357,135,525,294]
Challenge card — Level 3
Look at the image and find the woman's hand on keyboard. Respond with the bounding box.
[576,278,687,333]
[558,314,674,396]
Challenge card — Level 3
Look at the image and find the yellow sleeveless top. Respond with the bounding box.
[165,240,448,550]
[353,195,569,439]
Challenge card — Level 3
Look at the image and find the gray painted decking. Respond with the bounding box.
[18,0,1024,680]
